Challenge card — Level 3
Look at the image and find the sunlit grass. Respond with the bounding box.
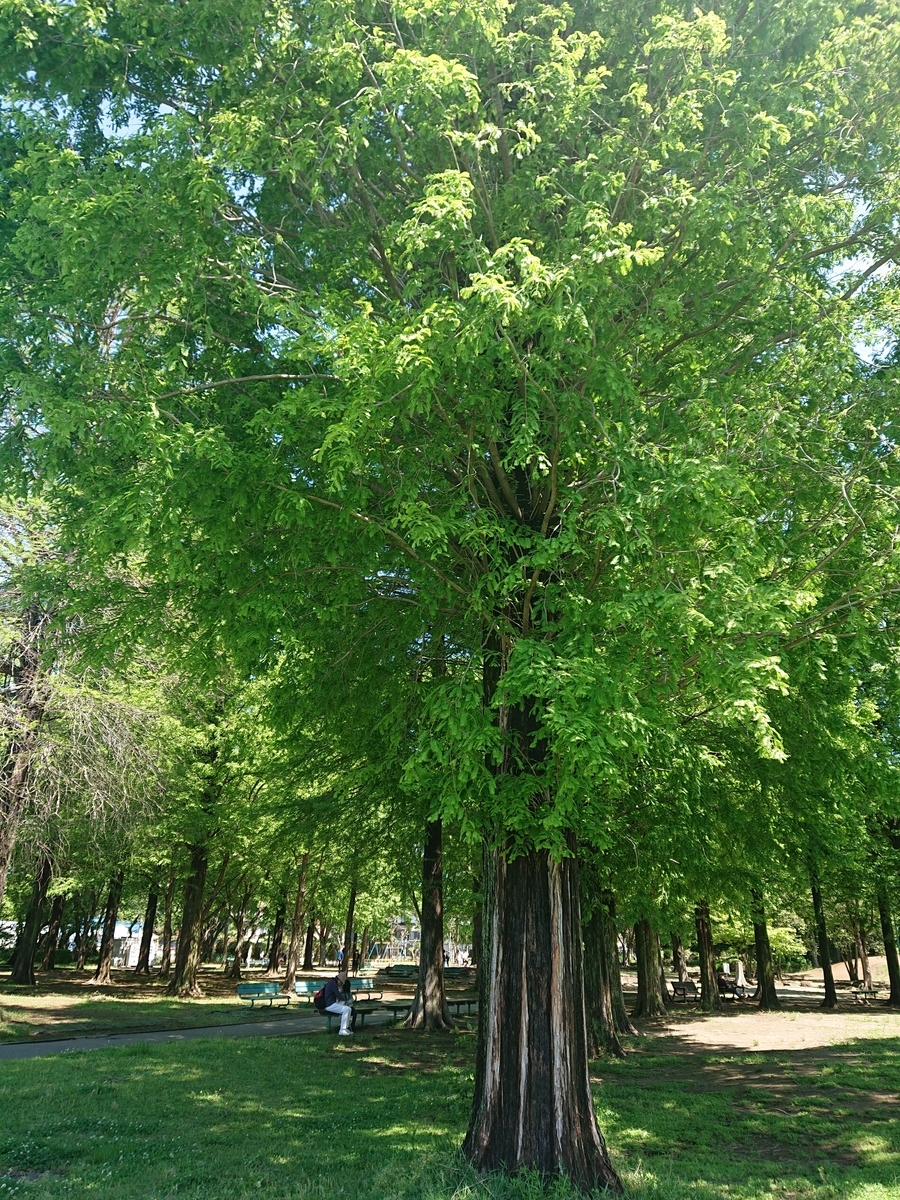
[0,1030,898,1197]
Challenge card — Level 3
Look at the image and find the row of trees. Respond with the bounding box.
[2,0,900,1191]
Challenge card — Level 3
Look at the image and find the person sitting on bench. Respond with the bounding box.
[320,969,356,1035]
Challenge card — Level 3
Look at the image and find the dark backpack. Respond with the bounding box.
[313,985,327,1011]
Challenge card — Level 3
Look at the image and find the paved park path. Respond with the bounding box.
[0,1008,400,1061]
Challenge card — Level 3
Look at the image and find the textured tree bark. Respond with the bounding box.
[750,889,780,1011]
[405,818,454,1030]
[167,845,208,997]
[358,923,370,971]
[10,857,52,985]
[157,872,175,979]
[88,869,125,986]
[134,887,158,974]
[265,902,286,976]
[695,901,722,1013]
[583,891,625,1058]
[631,918,668,1018]
[282,853,311,994]
[462,841,621,1193]
[317,919,328,967]
[671,933,688,982]
[302,921,316,971]
[0,606,49,912]
[810,874,837,1009]
[877,887,900,1005]
[40,892,65,972]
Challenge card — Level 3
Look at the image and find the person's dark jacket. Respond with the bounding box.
[322,976,351,1007]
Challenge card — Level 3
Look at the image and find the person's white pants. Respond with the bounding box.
[325,1002,353,1033]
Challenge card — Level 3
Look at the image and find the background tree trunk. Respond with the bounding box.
[810,874,838,1008]
[167,846,207,997]
[134,887,158,974]
[10,857,52,985]
[88,869,125,986]
[227,896,250,981]
[282,853,310,994]
[583,889,625,1058]
[157,872,175,979]
[671,932,688,983]
[302,921,315,971]
[855,921,871,989]
[462,840,621,1192]
[877,887,900,1005]
[0,606,49,912]
[342,883,357,962]
[265,902,286,976]
[631,918,668,1019]
[750,892,780,1010]
[74,892,97,971]
[405,818,454,1031]
[317,919,328,967]
[695,901,722,1013]
[40,892,65,972]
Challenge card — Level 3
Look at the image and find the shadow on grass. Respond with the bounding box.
[0,1029,898,1199]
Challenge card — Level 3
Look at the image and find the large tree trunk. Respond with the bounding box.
[877,886,900,1005]
[40,892,65,972]
[855,921,871,989]
[167,845,207,997]
[671,932,688,982]
[157,872,175,979]
[631,918,668,1019]
[810,873,838,1008]
[750,889,780,1010]
[10,857,52,985]
[302,921,316,971]
[405,818,454,1030]
[0,606,49,912]
[265,902,286,976]
[88,869,125,986]
[282,853,311,994]
[695,900,722,1013]
[462,840,621,1193]
[317,919,328,967]
[583,889,625,1058]
[134,887,158,974]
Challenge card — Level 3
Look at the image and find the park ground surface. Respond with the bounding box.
[0,965,898,1199]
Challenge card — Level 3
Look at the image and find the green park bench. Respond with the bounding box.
[294,978,383,1030]
[377,964,418,980]
[852,985,880,1004]
[443,966,474,980]
[236,982,291,1008]
[446,995,478,1016]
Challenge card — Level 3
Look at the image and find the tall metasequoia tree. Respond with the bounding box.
[265,901,286,977]
[9,856,51,985]
[671,934,688,984]
[4,2,900,1189]
[282,853,312,994]
[134,886,158,974]
[750,890,781,1011]
[166,845,208,998]
[630,918,668,1019]
[877,888,900,1006]
[405,818,454,1030]
[40,892,65,971]
[157,873,175,980]
[0,605,50,910]
[302,921,316,972]
[810,873,838,1009]
[695,902,723,1014]
[583,888,627,1058]
[88,869,125,987]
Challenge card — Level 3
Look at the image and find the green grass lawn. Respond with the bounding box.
[0,1027,898,1199]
